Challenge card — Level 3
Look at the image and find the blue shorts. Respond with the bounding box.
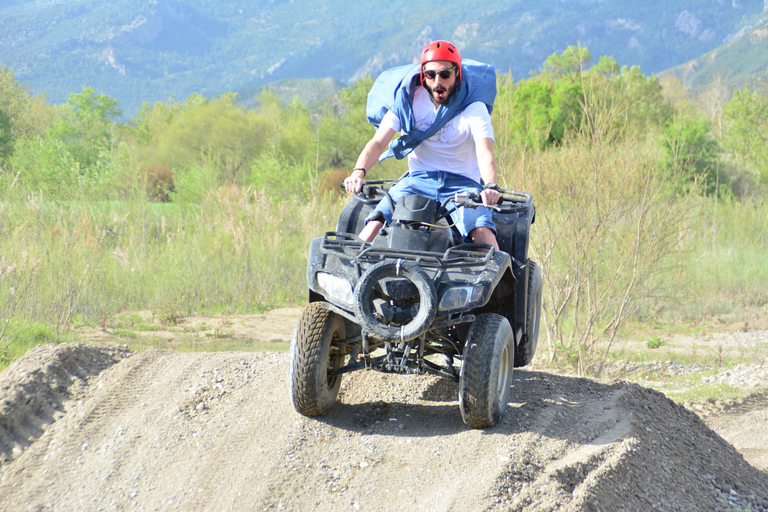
[366,171,496,239]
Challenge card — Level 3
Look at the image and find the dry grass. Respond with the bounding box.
[0,181,343,364]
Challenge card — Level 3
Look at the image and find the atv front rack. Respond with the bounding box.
[319,232,495,270]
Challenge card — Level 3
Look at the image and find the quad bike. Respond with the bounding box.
[289,179,542,428]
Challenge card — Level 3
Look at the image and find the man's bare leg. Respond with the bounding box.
[358,220,384,243]
[469,227,499,251]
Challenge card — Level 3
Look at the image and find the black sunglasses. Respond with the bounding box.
[423,66,457,80]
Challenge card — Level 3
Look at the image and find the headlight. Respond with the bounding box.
[438,285,485,311]
[316,272,354,305]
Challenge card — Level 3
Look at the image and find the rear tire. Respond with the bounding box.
[289,302,346,417]
[516,260,542,367]
[459,313,514,428]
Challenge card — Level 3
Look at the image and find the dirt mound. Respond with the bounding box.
[0,343,131,466]
[0,345,766,511]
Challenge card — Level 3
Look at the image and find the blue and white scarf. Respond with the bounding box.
[365,59,497,161]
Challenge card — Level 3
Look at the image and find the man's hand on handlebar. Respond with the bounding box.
[480,188,500,208]
[343,168,366,194]
[453,190,502,211]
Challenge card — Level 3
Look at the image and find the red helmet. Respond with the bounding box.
[420,40,462,84]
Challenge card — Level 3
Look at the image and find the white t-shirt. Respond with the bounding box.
[380,86,494,182]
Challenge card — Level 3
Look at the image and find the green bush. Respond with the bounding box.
[9,137,81,198]
[173,161,220,204]
[249,152,317,200]
[662,114,720,194]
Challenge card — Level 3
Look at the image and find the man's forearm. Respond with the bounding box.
[476,137,497,185]
[355,140,385,173]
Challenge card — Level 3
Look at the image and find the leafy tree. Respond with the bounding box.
[316,77,376,169]
[250,152,317,200]
[255,91,315,165]
[580,58,672,144]
[0,68,57,163]
[496,46,589,150]
[542,44,592,78]
[129,90,325,195]
[54,87,122,171]
[500,77,567,149]
[497,46,671,151]
[131,97,185,145]
[721,85,768,184]
[151,93,272,184]
[279,98,315,164]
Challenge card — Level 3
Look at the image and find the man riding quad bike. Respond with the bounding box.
[289,181,542,428]
[290,40,542,428]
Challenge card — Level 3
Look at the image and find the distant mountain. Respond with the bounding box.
[1,0,765,115]
[662,8,768,91]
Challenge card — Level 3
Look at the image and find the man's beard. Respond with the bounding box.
[426,82,455,105]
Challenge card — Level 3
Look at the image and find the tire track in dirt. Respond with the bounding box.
[485,375,634,511]
[0,349,186,508]
[0,344,131,465]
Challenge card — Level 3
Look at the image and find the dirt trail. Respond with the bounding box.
[0,320,767,511]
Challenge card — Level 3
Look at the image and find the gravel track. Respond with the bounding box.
[0,334,767,511]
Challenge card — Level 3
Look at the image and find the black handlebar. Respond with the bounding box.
[340,179,533,211]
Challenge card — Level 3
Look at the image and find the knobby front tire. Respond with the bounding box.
[459,313,514,428]
[289,302,346,417]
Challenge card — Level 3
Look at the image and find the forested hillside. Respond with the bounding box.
[664,10,768,89]
[1,0,766,114]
